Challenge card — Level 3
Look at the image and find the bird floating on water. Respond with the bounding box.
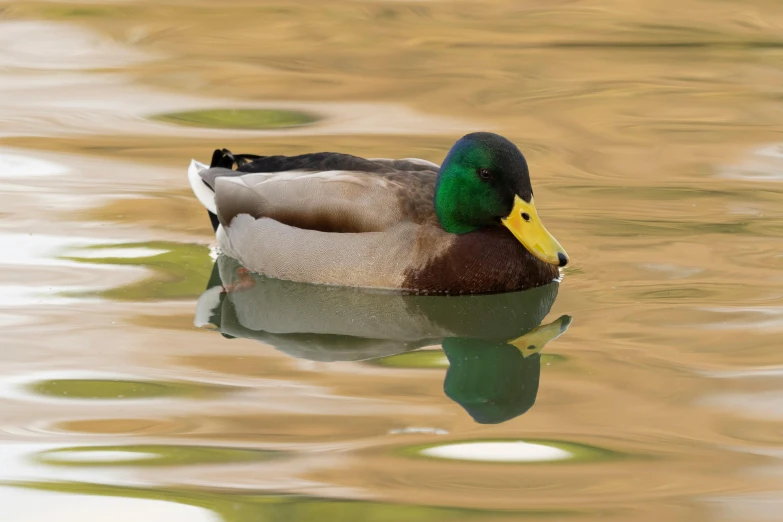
[188,132,568,294]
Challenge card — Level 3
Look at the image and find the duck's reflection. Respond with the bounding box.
[196,256,572,424]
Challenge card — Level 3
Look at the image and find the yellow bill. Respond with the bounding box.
[501,195,568,267]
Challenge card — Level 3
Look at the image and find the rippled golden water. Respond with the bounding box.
[2,1,783,521]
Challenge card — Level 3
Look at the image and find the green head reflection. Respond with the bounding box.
[442,315,571,424]
[196,256,572,424]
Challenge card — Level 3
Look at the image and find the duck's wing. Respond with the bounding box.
[367,157,440,171]
[212,169,436,233]
[194,150,438,234]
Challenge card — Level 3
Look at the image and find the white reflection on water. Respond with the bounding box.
[699,391,783,419]
[0,233,113,269]
[68,247,169,259]
[0,154,69,179]
[0,233,115,307]
[0,21,148,70]
[698,306,783,331]
[43,450,158,463]
[389,427,449,435]
[719,143,783,181]
[700,366,783,379]
[421,441,572,463]
[0,233,158,308]
[0,487,218,522]
[703,493,783,522]
[0,443,148,489]
[0,285,94,308]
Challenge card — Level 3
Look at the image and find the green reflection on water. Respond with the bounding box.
[152,109,319,130]
[442,344,543,425]
[62,242,213,300]
[29,379,225,400]
[370,321,571,423]
[442,315,571,424]
[10,482,575,521]
[37,445,278,467]
[402,438,623,465]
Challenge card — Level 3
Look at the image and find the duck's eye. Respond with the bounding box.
[521,212,531,222]
[478,168,492,180]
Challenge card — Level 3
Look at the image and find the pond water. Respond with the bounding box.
[2,1,783,521]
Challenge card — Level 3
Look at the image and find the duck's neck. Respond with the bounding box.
[434,174,480,234]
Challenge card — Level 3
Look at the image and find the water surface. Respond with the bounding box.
[1,2,783,521]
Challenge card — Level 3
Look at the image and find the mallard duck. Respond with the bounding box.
[188,132,568,294]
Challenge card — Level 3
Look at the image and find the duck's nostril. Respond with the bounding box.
[557,252,568,267]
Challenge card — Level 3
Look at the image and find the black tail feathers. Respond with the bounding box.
[205,149,262,232]
[210,148,262,170]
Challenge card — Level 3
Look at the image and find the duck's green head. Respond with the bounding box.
[434,132,568,267]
